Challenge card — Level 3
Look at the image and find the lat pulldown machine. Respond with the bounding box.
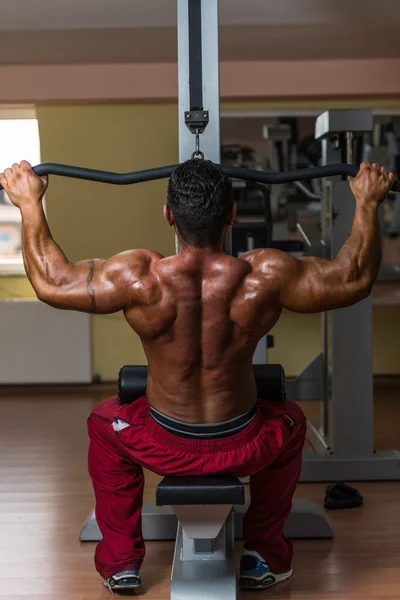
[11,1,396,598]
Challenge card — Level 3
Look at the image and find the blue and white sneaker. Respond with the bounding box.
[103,569,141,593]
[239,547,292,589]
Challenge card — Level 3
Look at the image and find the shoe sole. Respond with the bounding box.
[239,569,292,589]
[103,580,141,591]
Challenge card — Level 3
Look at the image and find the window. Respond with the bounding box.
[0,106,41,276]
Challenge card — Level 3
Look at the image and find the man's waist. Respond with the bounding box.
[149,405,257,439]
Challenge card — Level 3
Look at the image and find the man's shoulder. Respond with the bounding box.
[239,248,293,271]
[124,248,164,258]
[119,248,164,264]
[113,249,165,280]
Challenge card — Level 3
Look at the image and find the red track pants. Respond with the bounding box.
[87,396,306,579]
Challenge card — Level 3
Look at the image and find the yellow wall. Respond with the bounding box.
[1,99,400,379]
[0,277,35,300]
[268,307,400,377]
[37,103,177,380]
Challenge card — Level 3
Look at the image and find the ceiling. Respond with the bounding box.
[1,25,400,65]
[2,0,400,30]
[1,0,400,65]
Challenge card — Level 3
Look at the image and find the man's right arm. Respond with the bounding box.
[249,162,394,313]
[0,162,158,314]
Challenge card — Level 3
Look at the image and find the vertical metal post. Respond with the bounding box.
[320,174,332,440]
[177,0,221,165]
[253,338,268,364]
[319,115,374,459]
[330,181,375,457]
[177,0,227,251]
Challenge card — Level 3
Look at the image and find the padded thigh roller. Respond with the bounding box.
[118,364,286,406]
[253,363,286,403]
[118,365,148,404]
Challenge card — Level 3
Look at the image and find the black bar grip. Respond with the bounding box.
[0,162,399,192]
[222,163,400,192]
[20,162,177,185]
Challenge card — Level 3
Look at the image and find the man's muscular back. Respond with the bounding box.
[123,250,282,422]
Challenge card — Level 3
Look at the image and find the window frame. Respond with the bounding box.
[0,105,39,277]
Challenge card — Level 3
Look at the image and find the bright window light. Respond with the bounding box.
[0,118,41,276]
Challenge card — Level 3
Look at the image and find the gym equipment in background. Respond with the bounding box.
[286,109,400,482]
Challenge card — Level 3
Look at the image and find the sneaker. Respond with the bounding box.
[103,569,141,593]
[239,547,292,589]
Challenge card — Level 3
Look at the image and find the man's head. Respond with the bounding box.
[165,159,235,247]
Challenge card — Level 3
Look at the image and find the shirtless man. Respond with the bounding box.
[0,159,393,592]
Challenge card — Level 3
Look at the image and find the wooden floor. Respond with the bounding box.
[1,384,400,599]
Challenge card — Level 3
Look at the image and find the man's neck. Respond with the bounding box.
[177,241,225,257]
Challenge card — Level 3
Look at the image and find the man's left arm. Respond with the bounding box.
[0,161,151,313]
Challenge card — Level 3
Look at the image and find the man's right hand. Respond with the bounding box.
[0,161,48,211]
[350,161,394,207]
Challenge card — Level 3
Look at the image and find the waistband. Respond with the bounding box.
[149,405,257,439]
[144,403,268,454]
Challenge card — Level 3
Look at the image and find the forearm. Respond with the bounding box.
[20,203,71,292]
[335,203,381,289]
[280,203,381,313]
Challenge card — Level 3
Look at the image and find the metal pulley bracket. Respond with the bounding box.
[185,110,209,134]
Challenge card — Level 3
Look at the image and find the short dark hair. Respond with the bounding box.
[167,159,233,247]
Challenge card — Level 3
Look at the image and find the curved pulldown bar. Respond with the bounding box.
[1,162,399,192]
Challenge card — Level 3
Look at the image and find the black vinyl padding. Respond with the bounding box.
[253,363,286,403]
[156,475,245,506]
[118,364,286,405]
[118,365,148,405]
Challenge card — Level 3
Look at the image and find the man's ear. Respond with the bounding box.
[164,204,175,227]
[227,203,236,226]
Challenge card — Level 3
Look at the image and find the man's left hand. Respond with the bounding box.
[0,161,48,210]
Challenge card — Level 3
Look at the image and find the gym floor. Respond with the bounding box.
[1,383,400,599]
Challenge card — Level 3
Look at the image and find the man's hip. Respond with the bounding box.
[88,395,306,479]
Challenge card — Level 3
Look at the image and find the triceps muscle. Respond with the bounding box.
[86,259,97,313]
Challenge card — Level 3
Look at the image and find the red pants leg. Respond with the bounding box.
[242,400,307,573]
[87,398,145,579]
[87,395,306,580]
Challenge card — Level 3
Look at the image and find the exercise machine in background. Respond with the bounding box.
[227,111,400,483]
[287,109,400,482]
[220,144,304,261]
